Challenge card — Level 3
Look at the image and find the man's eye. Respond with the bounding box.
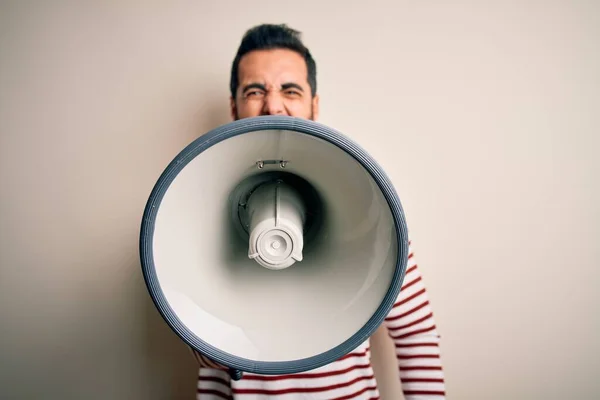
[245,91,264,98]
[284,90,301,96]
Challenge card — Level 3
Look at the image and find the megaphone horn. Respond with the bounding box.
[140,115,410,379]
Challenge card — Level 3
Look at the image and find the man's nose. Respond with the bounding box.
[262,92,287,115]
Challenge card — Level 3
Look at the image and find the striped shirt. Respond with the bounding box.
[193,242,445,399]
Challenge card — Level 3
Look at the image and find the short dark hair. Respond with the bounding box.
[229,24,317,99]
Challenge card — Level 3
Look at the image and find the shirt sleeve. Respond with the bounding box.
[382,240,446,399]
[190,348,233,399]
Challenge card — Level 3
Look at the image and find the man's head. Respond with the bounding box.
[229,24,319,121]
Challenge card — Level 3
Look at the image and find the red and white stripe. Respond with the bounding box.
[384,244,445,398]
[195,241,446,399]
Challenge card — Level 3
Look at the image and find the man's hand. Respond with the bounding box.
[189,347,228,370]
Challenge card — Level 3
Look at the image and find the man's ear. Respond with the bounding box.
[311,94,320,121]
[229,96,237,121]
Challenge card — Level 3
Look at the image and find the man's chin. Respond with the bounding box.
[233,106,314,122]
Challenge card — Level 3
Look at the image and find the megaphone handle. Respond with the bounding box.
[228,368,243,381]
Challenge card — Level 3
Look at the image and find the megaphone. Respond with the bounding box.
[139,115,410,380]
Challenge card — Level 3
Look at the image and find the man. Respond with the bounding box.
[193,24,446,399]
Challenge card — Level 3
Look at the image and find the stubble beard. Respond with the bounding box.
[233,105,315,121]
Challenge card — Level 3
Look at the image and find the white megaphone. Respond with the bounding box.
[139,115,410,380]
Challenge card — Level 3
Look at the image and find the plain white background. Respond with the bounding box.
[1,1,598,399]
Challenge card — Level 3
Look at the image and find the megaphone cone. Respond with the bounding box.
[140,115,409,379]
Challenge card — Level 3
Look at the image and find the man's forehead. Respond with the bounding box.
[238,49,308,84]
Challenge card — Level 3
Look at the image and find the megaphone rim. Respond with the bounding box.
[139,115,410,375]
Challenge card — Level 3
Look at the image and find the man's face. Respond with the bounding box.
[230,48,319,121]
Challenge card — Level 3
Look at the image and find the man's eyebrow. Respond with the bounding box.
[281,82,304,91]
[242,83,267,93]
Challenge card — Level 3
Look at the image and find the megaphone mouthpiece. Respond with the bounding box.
[247,180,305,270]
